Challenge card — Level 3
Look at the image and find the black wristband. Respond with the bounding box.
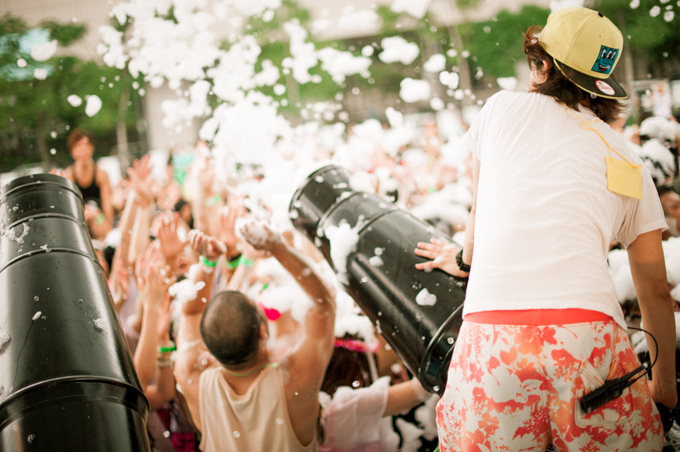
[456,249,471,273]
[227,252,242,262]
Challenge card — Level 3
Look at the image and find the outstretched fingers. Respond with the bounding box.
[414,247,440,260]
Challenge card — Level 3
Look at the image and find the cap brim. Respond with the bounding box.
[554,59,627,100]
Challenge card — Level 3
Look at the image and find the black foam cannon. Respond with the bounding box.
[289,164,467,395]
[0,174,150,451]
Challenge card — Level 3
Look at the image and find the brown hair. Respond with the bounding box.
[317,336,373,444]
[321,335,372,398]
[67,128,94,151]
[522,26,624,124]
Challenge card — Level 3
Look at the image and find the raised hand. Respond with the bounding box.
[414,238,469,277]
[194,145,215,196]
[187,229,227,260]
[141,246,175,307]
[156,295,173,342]
[238,217,283,254]
[157,211,189,263]
[218,194,247,252]
[111,258,130,310]
[134,243,152,295]
[127,155,155,207]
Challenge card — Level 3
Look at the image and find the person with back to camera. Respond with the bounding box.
[414,7,677,451]
[173,218,336,452]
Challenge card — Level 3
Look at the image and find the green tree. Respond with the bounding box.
[594,0,680,77]
[460,6,550,80]
[594,0,679,61]
[444,0,481,107]
[0,13,140,173]
[243,0,341,119]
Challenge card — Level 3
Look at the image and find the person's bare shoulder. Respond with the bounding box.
[96,167,110,185]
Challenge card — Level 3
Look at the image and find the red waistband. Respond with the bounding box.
[465,309,613,326]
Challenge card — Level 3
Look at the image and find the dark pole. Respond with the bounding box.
[0,173,150,451]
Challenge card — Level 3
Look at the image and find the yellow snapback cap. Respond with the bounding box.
[538,6,627,99]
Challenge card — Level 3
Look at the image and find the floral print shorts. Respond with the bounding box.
[436,317,663,451]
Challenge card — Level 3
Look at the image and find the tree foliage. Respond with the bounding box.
[0,13,138,172]
[230,0,339,117]
[235,2,553,119]
[460,6,550,79]
[593,0,680,66]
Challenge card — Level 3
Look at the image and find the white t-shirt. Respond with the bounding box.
[463,91,667,329]
[318,377,392,452]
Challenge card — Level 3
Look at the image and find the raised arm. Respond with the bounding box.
[239,219,336,347]
[171,229,225,431]
[132,245,176,410]
[190,147,221,238]
[109,191,138,296]
[97,167,115,226]
[125,156,155,269]
[109,157,155,310]
[383,378,431,417]
[218,193,248,262]
[627,229,677,409]
[239,219,336,446]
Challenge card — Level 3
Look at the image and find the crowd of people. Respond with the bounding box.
[61,126,445,451]
[42,6,680,452]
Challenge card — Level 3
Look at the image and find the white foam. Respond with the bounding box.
[415,288,437,306]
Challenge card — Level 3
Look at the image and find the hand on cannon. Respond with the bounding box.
[414,238,470,278]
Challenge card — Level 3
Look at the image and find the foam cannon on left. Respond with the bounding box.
[0,174,150,451]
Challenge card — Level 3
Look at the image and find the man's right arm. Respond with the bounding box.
[270,240,336,445]
[239,219,336,445]
[173,230,224,431]
[269,241,337,359]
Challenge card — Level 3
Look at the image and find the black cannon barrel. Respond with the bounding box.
[289,165,354,242]
[0,173,150,451]
[290,165,466,394]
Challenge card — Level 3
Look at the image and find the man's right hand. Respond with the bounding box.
[238,217,284,254]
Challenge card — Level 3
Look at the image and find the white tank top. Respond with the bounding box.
[199,363,317,452]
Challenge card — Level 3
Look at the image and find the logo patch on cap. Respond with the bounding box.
[595,80,616,96]
[591,46,619,74]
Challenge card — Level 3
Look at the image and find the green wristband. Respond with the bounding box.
[240,258,254,268]
[158,344,177,353]
[200,255,218,268]
[204,195,221,207]
[224,255,241,270]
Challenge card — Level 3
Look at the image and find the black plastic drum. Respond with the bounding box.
[0,173,150,451]
[289,165,353,242]
[290,165,466,394]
